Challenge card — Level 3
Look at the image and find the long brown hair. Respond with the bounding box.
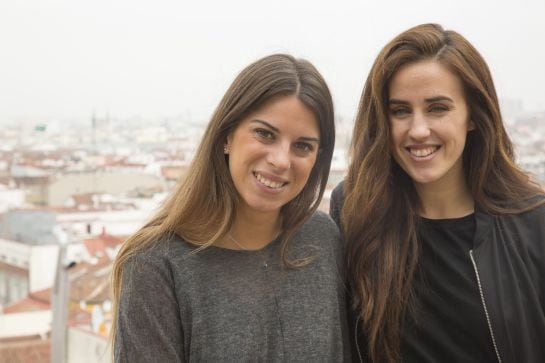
[110,54,334,349]
[343,23,545,362]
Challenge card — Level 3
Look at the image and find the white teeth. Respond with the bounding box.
[410,146,437,157]
[255,173,285,189]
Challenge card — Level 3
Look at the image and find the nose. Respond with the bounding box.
[266,143,291,170]
[408,112,431,141]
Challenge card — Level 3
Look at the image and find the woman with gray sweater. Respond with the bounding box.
[111,54,350,362]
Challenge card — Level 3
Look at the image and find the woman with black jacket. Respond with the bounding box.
[331,23,545,363]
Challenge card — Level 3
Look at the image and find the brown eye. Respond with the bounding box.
[254,128,274,140]
[293,142,314,153]
[390,108,411,117]
[429,104,449,113]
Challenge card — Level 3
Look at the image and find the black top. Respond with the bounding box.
[331,181,545,363]
[402,214,496,363]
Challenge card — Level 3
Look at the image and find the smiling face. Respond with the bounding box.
[388,59,474,190]
[225,95,320,220]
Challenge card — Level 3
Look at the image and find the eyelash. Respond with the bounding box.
[390,108,410,117]
[294,142,314,153]
[429,104,449,113]
[253,128,314,154]
[389,104,450,117]
[254,128,274,140]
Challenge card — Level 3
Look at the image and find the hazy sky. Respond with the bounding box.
[1,0,544,124]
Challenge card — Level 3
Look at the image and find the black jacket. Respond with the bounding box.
[330,181,545,363]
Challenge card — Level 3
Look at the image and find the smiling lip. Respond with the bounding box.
[405,145,440,160]
[253,171,288,190]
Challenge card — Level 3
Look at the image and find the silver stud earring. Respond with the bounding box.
[224,145,229,154]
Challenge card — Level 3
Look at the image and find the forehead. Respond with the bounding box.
[240,95,320,137]
[388,59,465,100]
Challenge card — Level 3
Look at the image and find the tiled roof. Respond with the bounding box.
[3,296,49,314]
[29,287,53,305]
[0,337,50,363]
[83,233,123,264]
[69,261,112,303]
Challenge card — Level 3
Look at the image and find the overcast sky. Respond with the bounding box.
[1,0,544,124]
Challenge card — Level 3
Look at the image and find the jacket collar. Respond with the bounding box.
[473,203,494,250]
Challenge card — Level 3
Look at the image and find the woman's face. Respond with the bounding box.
[388,59,473,190]
[225,95,320,219]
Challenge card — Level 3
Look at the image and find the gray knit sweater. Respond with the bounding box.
[115,211,351,362]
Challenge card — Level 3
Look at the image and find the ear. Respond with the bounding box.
[468,119,476,131]
[224,134,232,154]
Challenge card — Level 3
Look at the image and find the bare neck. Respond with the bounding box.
[227,209,282,250]
[415,178,475,220]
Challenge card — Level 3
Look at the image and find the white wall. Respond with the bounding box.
[57,208,152,238]
[29,244,59,293]
[67,327,111,363]
[48,172,166,206]
[0,187,25,213]
[0,239,31,268]
[0,310,51,339]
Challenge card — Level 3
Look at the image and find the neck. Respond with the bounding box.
[415,176,475,220]
[226,209,281,250]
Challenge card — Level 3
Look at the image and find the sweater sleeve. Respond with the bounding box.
[114,252,185,363]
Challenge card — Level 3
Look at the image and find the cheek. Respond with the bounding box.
[389,129,403,156]
[444,125,468,148]
[295,157,318,180]
[390,124,404,144]
[389,141,406,170]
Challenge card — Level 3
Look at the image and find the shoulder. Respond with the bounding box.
[477,196,545,227]
[483,202,545,258]
[496,200,545,227]
[301,210,340,236]
[521,200,545,220]
[331,181,345,204]
[122,234,193,280]
[289,211,344,265]
[491,201,545,280]
[293,211,341,253]
[132,232,190,258]
[512,202,545,237]
[329,181,345,229]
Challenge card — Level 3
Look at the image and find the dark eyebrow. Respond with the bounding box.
[388,99,409,105]
[389,96,454,105]
[251,119,279,133]
[250,119,320,144]
[299,136,320,144]
[425,96,454,103]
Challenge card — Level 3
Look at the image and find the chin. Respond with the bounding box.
[404,169,439,185]
[412,174,443,185]
[245,200,284,214]
[413,178,436,185]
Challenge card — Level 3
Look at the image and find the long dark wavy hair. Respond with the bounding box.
[342,23,545,362]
